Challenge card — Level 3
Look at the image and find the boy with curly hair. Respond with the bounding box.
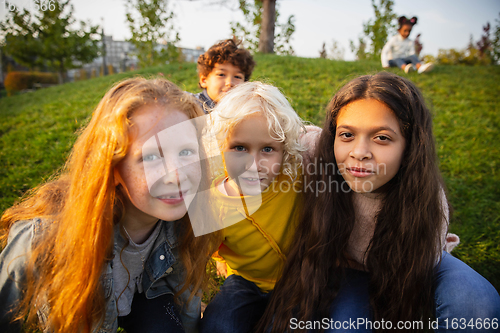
[194,38,256,113]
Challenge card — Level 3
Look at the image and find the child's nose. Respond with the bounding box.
[246,154,263,172]
[162,158,185,184]
[225,77,236,87]
[349,141,373,160]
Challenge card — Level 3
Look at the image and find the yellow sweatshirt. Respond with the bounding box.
[212,173,302,292]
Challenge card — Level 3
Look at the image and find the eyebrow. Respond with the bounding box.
[336,124,398,135]
[215,68,244,75]
[229,139,281,147]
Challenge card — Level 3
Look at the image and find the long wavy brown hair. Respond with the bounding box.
[258,72,447,332]
[1,77,221,332]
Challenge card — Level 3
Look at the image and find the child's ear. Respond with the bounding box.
[114,168,123,187]
[200,75,208,89]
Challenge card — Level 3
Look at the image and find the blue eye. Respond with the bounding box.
[143,154,161,162]
[179,149,195,157]
[262,147,274,153]
[234,146,246,152]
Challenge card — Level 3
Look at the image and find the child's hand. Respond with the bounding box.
[216,261,228,278]
[444,233,460,253]
[299,125,322,167]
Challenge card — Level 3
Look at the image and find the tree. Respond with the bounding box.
[319,43,327,58]
[350,37,368,60]
[126,0,181,68]
[493,13,500,64]
[328,39,345,60]
[319,39,345,60]
[229,0,295,55]
[350,0,396,60]
[258,0,275,53]
[414,33,423,56]
[0,0,100,83]
[0,8,40,70]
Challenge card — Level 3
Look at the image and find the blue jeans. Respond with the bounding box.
[118,292,185,333]
[326,253,500,332]
[388,55,421,68]
[200,274,272,333]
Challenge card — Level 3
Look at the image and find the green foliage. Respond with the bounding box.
[274,11,295,56]
[0,8,40,70]
[350,37,368,60]
[320,40,345,60]
[437,17,500,66]
[230,0,295,55]
[126,0,181,68]
[437,35,493,66]
[0,0,100,83]
[350,0,396,60]
[0,56,499,297]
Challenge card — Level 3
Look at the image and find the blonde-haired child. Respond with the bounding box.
[200,81,316,333]
[0,77,220,333]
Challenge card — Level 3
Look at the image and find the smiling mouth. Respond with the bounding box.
[240,177,266,185]
[156,190,189,203]
[347,167,375,178]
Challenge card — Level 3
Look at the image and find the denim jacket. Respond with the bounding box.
[0,218,200,333]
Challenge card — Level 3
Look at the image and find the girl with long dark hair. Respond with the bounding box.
[259,72,499,332]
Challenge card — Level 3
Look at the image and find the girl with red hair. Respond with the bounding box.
[0,77,220,333]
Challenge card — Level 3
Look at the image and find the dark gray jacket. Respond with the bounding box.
[0,218,200,332]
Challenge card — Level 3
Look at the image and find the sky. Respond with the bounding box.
[1,0,499,61]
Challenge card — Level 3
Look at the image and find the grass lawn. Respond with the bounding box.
[1,55,499,296]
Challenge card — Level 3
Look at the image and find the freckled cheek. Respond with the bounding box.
[122,166,150,197]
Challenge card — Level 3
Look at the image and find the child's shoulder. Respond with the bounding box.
[8,217,47,243]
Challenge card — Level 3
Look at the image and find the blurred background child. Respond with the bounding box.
[193,38,255,113]
[381,16,434,74]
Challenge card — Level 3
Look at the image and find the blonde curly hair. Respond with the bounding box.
[211,81,306,179]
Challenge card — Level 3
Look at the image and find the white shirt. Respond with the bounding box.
[381,34,416,68]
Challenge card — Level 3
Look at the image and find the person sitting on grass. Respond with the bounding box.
[381,16,434,74]
[258,72,500,333]
[193,38,256,113]
[0,77,221,333]
[200,81,322,333]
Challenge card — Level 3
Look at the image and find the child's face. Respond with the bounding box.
[200,62,245,103]
[334,99,406,196]
[224,113,284,196]
[398,24,413,39]
[115,106,202,224]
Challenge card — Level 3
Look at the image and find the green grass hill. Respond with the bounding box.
[1,55,499,292]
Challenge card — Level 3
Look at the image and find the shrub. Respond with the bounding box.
[4,71,58,96]
[436,47,492,66]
